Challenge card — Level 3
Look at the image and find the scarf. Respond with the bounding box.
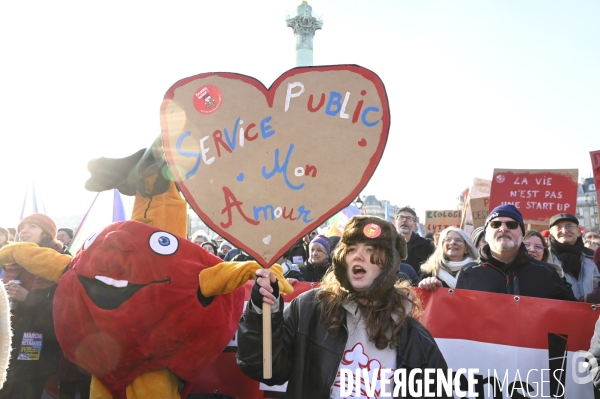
[438,257,473,288]
[550,235,585,280]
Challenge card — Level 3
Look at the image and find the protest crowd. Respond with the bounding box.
[0,197,599,398]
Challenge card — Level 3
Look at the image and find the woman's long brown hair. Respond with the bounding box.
[316,245,420,350]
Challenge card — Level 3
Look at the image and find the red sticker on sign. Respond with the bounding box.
[193,85,222,114]
[363,223,381,238]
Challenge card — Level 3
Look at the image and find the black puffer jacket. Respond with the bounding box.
[456,245,576,300]
[237,289,451,398]
[405,232,434,274]
[298,262,330,282]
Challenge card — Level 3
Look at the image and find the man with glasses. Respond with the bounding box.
[456,205,575,300]
[394,207,434,274]
[548,213,599,299]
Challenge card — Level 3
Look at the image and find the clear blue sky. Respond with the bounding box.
[1,0,598,228]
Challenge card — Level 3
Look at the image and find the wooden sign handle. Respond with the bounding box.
[262,301,272,379]
[262,268,272,379]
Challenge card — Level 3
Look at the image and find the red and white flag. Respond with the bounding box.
[191,284,598,398]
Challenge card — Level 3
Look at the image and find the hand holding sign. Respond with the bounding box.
[161,65,390,378]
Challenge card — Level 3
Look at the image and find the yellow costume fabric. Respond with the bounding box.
[200,262,293,297]
[0,242,71,283]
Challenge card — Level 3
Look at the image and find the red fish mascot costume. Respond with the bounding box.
[0,141,291,399]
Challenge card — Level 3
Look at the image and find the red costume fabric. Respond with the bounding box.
[53,220,244,398]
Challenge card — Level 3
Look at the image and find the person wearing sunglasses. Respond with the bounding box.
[456,204,575,300]
[548,213,599,300]
[393,207,434,274]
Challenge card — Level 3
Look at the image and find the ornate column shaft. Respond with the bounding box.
[286,2,323,67]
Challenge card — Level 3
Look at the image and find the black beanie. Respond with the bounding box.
[485,204,525,235]
[58,227,74,239]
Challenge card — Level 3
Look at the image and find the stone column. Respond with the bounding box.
[286,1,323,67]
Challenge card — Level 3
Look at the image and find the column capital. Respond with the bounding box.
[286,3,323,36]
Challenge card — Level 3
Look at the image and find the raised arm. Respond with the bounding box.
[0,242,71,283]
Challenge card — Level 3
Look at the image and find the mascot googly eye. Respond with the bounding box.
[149,232,179,255]
[83,230,102,250]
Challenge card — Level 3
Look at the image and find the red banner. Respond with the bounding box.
[419,288,598,398]
[489,168,578,225]
[190,283,599,398]
[419,288,596,350]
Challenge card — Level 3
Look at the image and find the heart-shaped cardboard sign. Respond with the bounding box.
[161,65,390,266]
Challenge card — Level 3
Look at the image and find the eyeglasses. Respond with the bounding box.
[524,242,544,252]
[551,224,578,232]
[396,215,415,222]
[489,220,520,230]
[442,238,464,245]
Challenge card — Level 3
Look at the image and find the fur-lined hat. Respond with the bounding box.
[333,215,406,298]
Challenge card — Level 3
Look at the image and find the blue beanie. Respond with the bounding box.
[484,204,525,234]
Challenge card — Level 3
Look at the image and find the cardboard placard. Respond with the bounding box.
[527,223,548,231]
[489,169,578,225]
[471,177,492,199]
[161,66,390,266]
[469,196,490,229]
[460,178,491,236]
[591,150,600,226]
[459,190,472,235]
[424,210,461,233]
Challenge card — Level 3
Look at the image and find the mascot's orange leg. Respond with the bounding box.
[90,369,180,399]
[130,176,187,239]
